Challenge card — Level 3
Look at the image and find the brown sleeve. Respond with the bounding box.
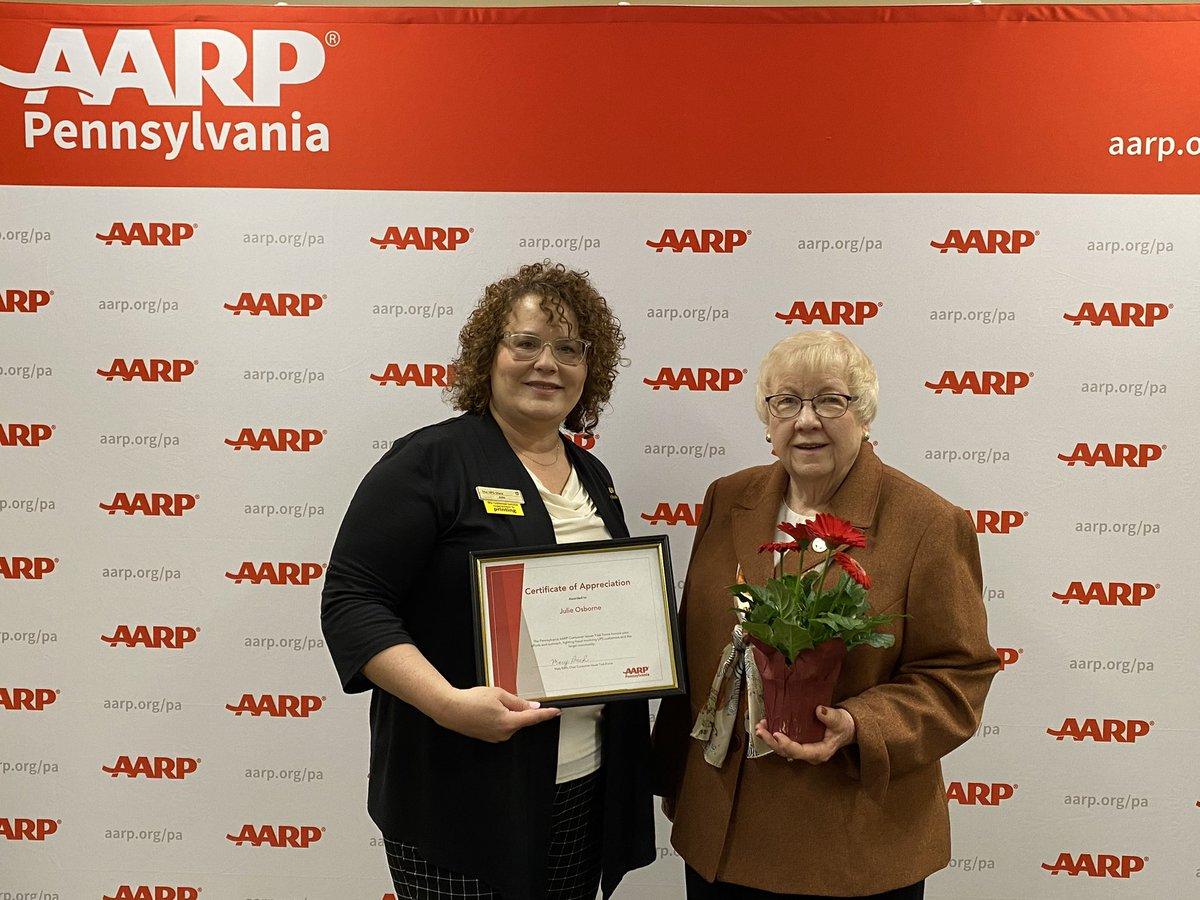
[838,505,999,802]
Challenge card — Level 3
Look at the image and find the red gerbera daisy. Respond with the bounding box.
[758,541,799,554]
[777,521,813,543]
[834,552,871,589]
[808,513,866,549]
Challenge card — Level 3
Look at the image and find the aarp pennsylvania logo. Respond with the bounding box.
[924,371,1031,395]
[0,289,52,313]
[1052,581,1157,607]
[97,222,195,247]
[643,367,745,391]
[0,556,56,580]
[224,427,325,452]
[370,362,455,387]
[775,300,880,326]
[1046,717,1152,743]
[1064,301,1170,327]
[0,817,59,841]
[1041,853,1145,878]
[100,492,197,516]
[101,625,198,649]
[225,291,325,317]
[224,561,326,585]
[646,228,748,253]
[101,755,199,779]
[225,693,324,717]
[369,226,472,250]
[0,27,330,160]
[930,229,1037,254]
[1057,443,1163,468]
[97,358,197,382]
[0,422,54,446]
[0,687,59,710]
[226,823,324,848]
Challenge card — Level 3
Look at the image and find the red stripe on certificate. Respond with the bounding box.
[484,563,525,694]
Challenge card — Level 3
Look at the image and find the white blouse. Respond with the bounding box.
[525,463,607,784]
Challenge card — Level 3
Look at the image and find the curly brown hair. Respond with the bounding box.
[447,261,624,433]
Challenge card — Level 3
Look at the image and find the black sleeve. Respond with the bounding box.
[320,436,444,693]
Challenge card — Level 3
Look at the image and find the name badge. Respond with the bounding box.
[477,486,524,504]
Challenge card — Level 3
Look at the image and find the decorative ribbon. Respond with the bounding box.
[690,623,774,765]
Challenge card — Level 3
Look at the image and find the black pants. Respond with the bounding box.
[685,865,925,900]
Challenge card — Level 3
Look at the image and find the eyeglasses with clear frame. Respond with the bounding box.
[764,393,857,419]
[499,332,591,366]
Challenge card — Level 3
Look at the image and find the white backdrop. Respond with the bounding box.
[3,187,1195,899]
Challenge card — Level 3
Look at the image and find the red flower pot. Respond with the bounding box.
[749,637,847,744]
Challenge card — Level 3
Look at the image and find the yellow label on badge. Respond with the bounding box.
[477,486,525,504]
[483,500,524,516]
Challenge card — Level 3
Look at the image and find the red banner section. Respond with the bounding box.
[1,3,1200,192]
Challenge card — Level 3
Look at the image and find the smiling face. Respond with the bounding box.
[488,294,586,438]
[766,369,866,510]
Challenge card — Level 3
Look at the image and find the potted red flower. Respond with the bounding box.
[729,513,900,743]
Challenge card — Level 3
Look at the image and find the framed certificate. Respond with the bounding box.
[469,535,686,706]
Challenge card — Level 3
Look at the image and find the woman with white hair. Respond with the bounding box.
[653,330,998,899]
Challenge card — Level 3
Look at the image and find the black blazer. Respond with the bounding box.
[321,411,655,899]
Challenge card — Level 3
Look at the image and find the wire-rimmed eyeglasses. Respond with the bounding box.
[764,393,857,419]
[499,333,591,366]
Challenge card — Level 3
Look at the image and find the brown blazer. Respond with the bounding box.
[652,442,999,895]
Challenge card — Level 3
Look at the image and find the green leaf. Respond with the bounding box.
[774,621,815,658]
[744,603,775,625]
[741,621,775,646]
[810,612,855,630]
[848,631,896,650]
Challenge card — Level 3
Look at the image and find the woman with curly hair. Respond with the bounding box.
[322,262,655,899]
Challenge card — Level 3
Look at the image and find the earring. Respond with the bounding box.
[765,434,771,443]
